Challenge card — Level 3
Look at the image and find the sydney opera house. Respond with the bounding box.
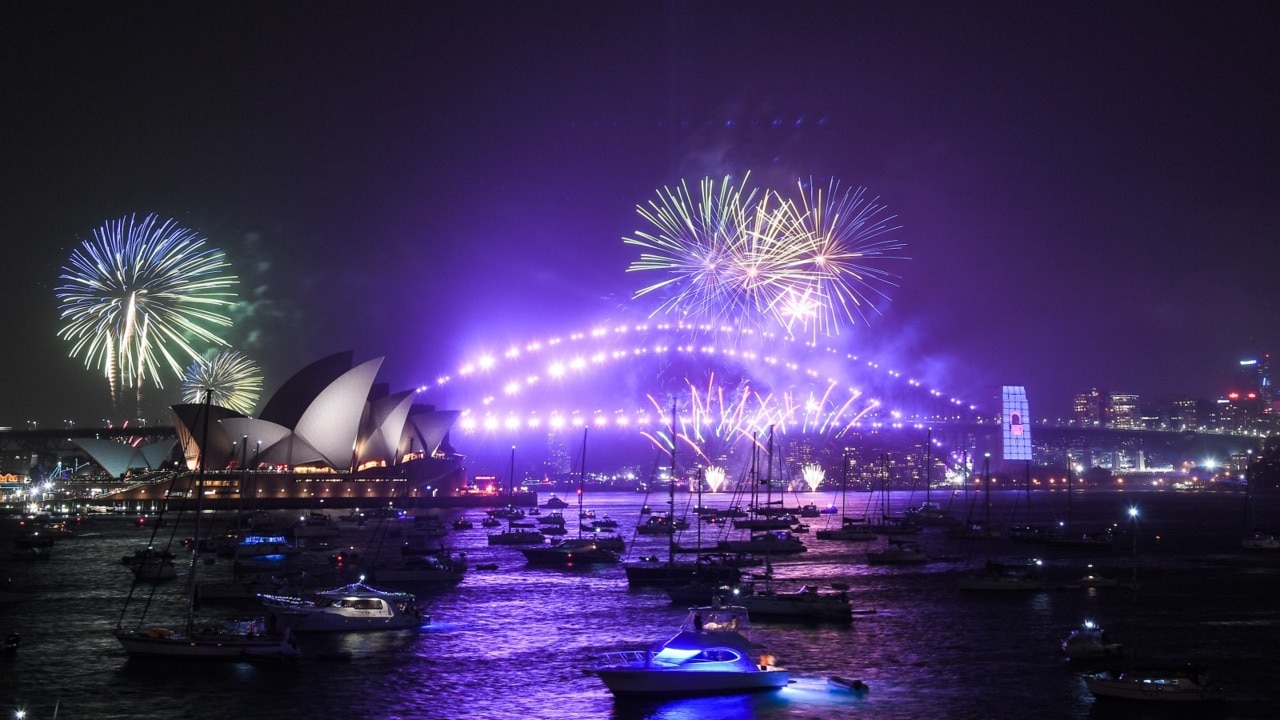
[78,352,527,510]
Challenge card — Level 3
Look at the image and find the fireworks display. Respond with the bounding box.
[423,319,973,481]
[801,462,826,492]
[182,350,263,416]
[56,214,239,408]
[625,176,907,338]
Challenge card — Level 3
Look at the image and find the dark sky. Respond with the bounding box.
[2,1,1277,427]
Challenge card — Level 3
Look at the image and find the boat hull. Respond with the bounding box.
[595,667,789,696]
[1084,673,1225,702]
[115,630,299,660]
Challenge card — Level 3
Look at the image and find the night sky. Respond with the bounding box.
[2,1,1277,427]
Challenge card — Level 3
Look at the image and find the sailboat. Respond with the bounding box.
[958,454,1045,592]
[1241,475,1279,550]
[737,432,847,621]
[488,447,545,546]
[715,429,807,556]
[624,400,742,589]
[114,393,300,660]
[1044,459,1113,551]
[905,430,958,526]
[520,429,621,567]
[815,451,877,542]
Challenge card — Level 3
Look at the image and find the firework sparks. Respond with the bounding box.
[55,213,238,409]
[801,463,826,492]
[780,178,908,336]
[704,466,728,493]
[626,177,907,338]
[625,175,762,326]
[182,349,263,415]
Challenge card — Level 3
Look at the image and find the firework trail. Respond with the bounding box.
[182,349,263,415]
[56,213,238,411]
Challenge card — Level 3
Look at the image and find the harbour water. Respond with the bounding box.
[3,488,1278,719]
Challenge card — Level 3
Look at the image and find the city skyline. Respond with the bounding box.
[3,2,1278,427]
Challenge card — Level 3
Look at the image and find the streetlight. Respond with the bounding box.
[1128,505,1139,587]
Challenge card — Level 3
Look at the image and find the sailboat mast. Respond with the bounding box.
[924,429,932,507]
[668,398,677,568]
[577,428,588,539]
[765,426,774,513]
[185,390,213,636]
[840,450,848,517]
[508,445,515,509]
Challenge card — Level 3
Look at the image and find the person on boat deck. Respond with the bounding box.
[694,613,704,633]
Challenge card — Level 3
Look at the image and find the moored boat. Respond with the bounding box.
[260,581,426,632]
[115,617,300,660]
[866,539,928,565]
[593,600,789,696]
[740,584,853,622]
[1061,620,1123,661]
[1083,665,1225,702]
[520,537,620,567]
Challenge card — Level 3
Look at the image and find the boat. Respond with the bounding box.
[451,517,474,530]
[740,583,853,621]
[1076,565,1120,588]
[593,600,789,696]
[664,580,753,606]
[957,456,1046,591]
[866,539,928,565]
[131,555,179,581]
[521,537,621,566]
[370,550,468,586]
[1,632,18,655]
[12,531,56,549]
[260,581,427,632]
[623,404,741,590]
[232,534,301,558]
[718,434,807,555]
[543,495,569,509]
[487,448,547,546]
[1045,460,1113,551]
[958,559,1046,591]
[815,515,878,541]
[814,454,877,542]
[521,430,622,568]
[1241,478,1279,550]
[1082,665,1226,702]
[1241,530,1280,550]
[291,511,342,539]
[827,675,869,692]
[114,395,300,661]
[486,527,546,546]
[537,511,567,526]
[716,529,807,555]
[1061,620,1123,661]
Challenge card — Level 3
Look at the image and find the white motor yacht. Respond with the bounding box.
[593,601,789,696]
[261,581,426,632]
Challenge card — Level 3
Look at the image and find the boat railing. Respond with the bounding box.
[597,649,650,666]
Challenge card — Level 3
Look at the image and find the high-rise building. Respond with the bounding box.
[1073,389,1103,427]
[1171,397,1200,431]
[1107,393,1140,429]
